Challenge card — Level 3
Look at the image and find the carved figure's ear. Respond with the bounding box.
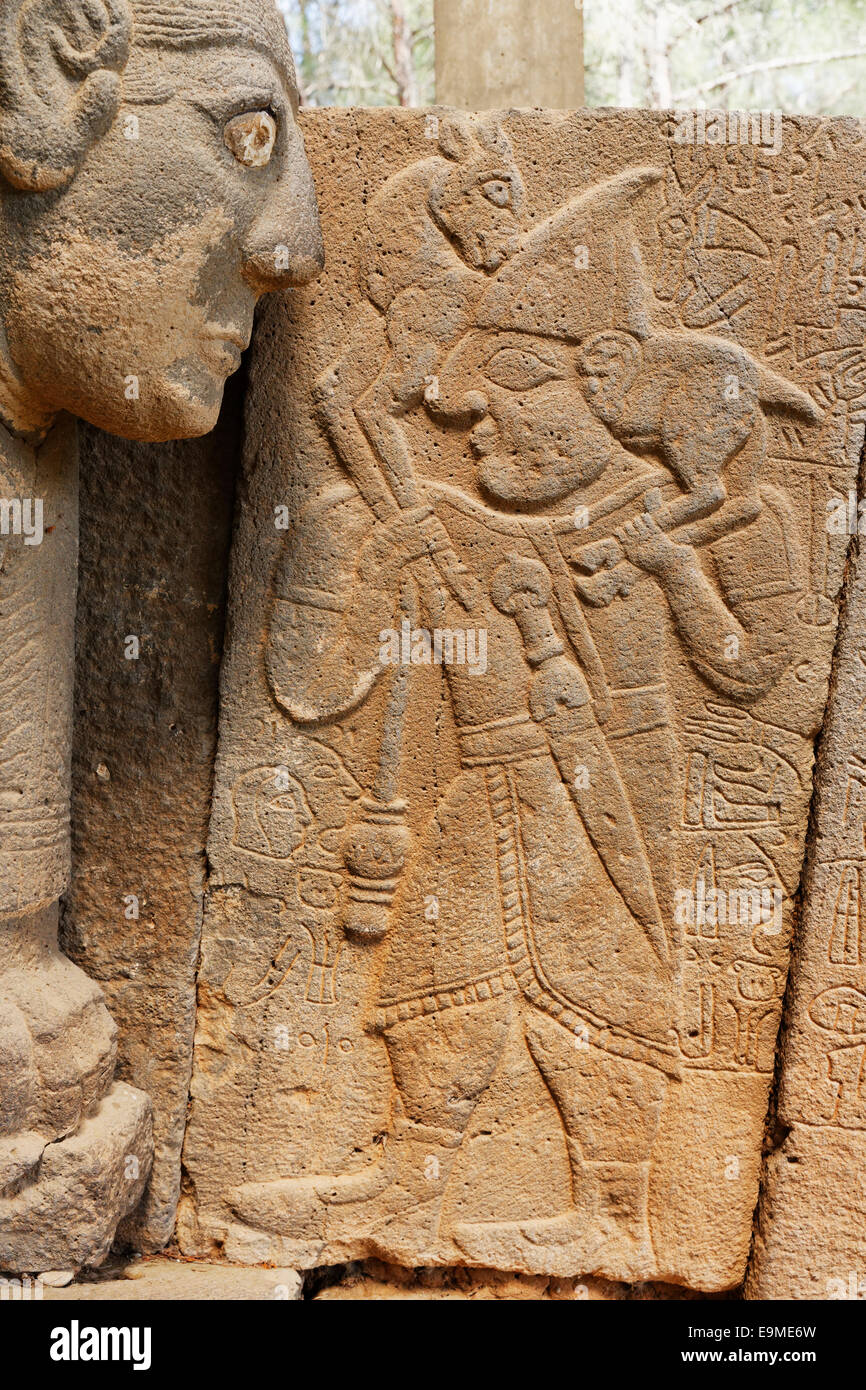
[0,0,132,192]
[577,331,643,418]
[474,117,513,164]
[437,114,475,163]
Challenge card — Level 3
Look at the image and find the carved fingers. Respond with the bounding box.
[615,510,682,577]
[684,700,754,745]
[357,505,446,582]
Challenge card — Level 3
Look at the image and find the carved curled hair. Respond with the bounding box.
[0,0,132,191]
[0,0,294,191]
[132,0,291,53]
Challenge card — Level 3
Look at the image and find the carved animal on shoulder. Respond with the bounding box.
[572,327,822,594]
[314,116,525,507]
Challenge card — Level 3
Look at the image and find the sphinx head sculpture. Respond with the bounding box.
[0,0,322,1276]
[0,0,324,442]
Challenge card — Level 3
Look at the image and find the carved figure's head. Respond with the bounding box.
[231,765,312,861]
[428,116,524,274]
[0,0,324,441]
[433,167,662,507]
[435,327,618,507]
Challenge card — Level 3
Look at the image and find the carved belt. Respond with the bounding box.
[373,972,517,1032]
[604,684,670,740]
[458,713,549,769]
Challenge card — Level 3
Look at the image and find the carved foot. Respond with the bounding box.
[0,1081,152,1275]
[453,1163,657,1282]
[228,1162,392,1240]
[452,1212,591,1276]
[225,1121,464,1265]
[452,1211,655,1281]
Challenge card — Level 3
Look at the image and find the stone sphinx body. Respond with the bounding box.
[0,0,321,1274]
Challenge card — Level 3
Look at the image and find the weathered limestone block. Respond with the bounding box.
[182,108,866,1290]
[747,520,866,1300]
[0,0,321,1274]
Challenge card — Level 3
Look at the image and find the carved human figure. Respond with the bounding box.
[235,167,818,1276]
[0,0,321,1273]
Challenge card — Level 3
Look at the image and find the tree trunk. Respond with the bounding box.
[391,0,418,107]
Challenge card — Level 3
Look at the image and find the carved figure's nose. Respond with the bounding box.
[429,379,489,425]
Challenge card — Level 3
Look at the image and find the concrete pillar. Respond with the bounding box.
[435,0,584,108]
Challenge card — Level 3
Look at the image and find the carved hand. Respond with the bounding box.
[615,511,689,578]
[356,505,442,584]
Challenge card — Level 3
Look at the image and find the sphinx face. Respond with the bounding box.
[0,40,323,442]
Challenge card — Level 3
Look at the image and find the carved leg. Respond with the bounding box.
[453,1011,667,1280]
[227,996,513,1262]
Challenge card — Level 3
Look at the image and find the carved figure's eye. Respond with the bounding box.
[484,348,563,391]
[224,111,278,168]
[482,179,511,208]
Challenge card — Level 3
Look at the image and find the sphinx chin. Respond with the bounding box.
[141,382,226,443]
[78,363,229,443]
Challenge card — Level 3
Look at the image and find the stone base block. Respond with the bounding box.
[0,1082,152,1275]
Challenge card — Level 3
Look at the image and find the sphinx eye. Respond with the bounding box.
[224,111,278,168]
[484,348,563,391]
[482,179,511,208]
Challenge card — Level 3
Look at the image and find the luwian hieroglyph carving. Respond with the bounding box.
[183,110,866,1290]
[0,0,322,1274]
[749,448,866,1299]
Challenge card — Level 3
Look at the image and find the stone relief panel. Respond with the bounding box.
[181,109,866,1290]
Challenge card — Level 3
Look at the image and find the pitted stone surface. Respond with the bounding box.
[63,408,240,1253]
[180,107,866,1289]
[748,520,866,1301]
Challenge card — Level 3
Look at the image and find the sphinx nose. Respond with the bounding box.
[242,143,325,293]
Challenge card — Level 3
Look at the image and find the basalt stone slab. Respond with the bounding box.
[181,107,866,1289]
[61,405,241,1252]
[747,520,866,1301]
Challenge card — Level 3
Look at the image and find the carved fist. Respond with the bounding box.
[615,511,684,577]
[490,554,552,614]
[357,506,447,584]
